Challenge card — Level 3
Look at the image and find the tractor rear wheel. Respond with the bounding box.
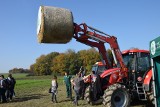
[103,83,130,107]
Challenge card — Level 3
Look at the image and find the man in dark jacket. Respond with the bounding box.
[0,75,7,103]
[6,73,16,101]
[91,70,102,101]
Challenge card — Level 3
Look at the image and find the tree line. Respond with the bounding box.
[30,48,102,75]
[9,68,31,74]
[9,48,113,76]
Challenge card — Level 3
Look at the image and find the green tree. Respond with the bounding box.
[52,53,66,75]
[65,49,80,75]
[30,52,59,75]
[78,48,100,72]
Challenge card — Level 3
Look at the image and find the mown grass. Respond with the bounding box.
[0,73,146,107]
[0,74,99,107]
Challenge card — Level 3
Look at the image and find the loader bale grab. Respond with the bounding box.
[37,6,74,44]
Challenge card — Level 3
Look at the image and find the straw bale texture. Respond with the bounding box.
[37,6,74,43]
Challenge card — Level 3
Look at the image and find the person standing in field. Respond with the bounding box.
[63,72,72,99]
[0,75,7,103]
[6,73,16,101]
[79,66,86,100]
[90,70,102,102]
[71,73,84,106]
[71,72,88,106]
[51,75,58,103]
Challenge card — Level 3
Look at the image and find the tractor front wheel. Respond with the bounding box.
[103,83,130,107]
[84,86,91,104]
[147,80,155,105]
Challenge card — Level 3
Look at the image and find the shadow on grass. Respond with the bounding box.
[79,103,90,106]
[130,99,154,107]
[57,99,89,106]
[58,99,72,103]
[9,94,47,103]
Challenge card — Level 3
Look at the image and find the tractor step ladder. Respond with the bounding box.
[136,82,147,100]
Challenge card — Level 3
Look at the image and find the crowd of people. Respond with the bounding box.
[0,74,16,103]
[50,66,98,106]
[0,68,97,106]
[0,69,97,106]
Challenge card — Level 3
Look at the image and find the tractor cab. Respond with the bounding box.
[122,49,151,85]
[91,62,106,75]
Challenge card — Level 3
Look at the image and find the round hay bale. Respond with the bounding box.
[37,6,74,43]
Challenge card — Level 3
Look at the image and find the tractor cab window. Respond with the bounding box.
[123,52,151,73]
[92,65,98,73]
[137,53,150,72]
[122,53,134,68]
[92,65,106,75]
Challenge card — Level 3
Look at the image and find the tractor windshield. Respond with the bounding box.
[92,65,106,75]
[122,53,134,67]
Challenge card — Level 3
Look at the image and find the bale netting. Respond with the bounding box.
[37,6,74,44]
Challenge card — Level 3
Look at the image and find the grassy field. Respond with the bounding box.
[0,73,149,107]
[0,74,99,107]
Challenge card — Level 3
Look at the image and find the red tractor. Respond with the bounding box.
[37,6,154,107]
[73,23,154,106]
[84,49,153,106]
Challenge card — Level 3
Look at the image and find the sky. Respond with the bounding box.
[0,0,160,73]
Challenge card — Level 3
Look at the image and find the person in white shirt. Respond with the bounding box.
[51,75,58,103]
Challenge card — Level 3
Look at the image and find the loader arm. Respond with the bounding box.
[73,23,127,78]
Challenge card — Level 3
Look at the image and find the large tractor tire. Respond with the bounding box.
[37,6,74,44]
[147,81,155,105]
[103,83,130,107]
[147,92,154,105]
[84,85,102,105]
[84,86,91,104]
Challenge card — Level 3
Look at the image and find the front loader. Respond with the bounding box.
[37,6,154,107]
